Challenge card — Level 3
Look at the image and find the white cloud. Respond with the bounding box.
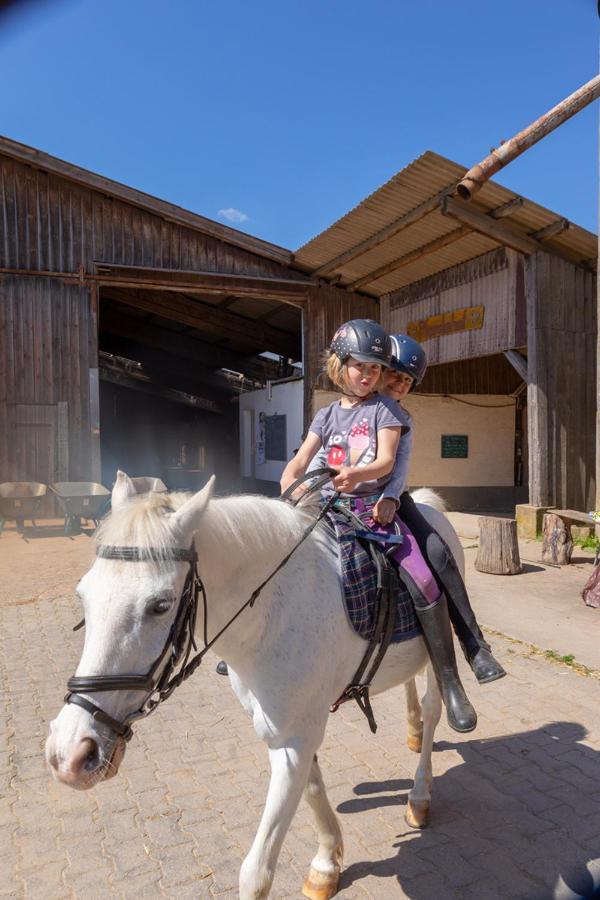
[218,207,249,224]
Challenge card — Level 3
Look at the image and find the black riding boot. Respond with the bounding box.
[415,595,477,733]
[398,492,505,684]
[446,600,506,685]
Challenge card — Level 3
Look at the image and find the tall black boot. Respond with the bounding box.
[397,491,505,685]
[446,595,506,685]
[415,595,477,733]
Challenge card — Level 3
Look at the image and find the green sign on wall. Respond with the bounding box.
[441,434,468,459]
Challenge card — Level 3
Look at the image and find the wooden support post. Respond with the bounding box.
[475,517,522,574]
[541,513,574,565]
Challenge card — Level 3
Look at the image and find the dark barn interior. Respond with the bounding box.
[97,281,302,492]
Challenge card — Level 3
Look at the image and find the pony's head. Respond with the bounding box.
[45,471,214,790]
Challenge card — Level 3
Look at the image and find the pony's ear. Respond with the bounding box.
[171,476,215,535]
[111,470,136,510]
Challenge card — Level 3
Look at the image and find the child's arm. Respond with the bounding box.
[332,426,400,493]
[280,432,323,495]
[372,427,411,523]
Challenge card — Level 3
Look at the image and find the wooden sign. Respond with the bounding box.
[407,305,485,343]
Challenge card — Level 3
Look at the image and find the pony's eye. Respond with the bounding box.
[150,598,172,616]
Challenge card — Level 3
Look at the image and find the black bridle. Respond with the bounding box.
[65,469,338,743]
[65,545,205,742]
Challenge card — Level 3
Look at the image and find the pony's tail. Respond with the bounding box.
[409,487,447,513]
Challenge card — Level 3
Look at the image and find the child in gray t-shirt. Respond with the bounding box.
[280,320,404,500]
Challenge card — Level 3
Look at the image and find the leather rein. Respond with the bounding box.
[65,470,337,742]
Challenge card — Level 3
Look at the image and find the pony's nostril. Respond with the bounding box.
[70,737,100,775]
[82,739,100,772]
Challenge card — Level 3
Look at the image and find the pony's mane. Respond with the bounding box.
[95,489,311,561]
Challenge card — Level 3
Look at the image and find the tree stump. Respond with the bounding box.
[475,517,522,575]
[541,513,573,565]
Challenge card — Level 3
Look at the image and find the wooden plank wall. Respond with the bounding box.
[527,252,596,510]
[380,247,518,365]
[418,353,522,395]
[303,284,377,428]
[0,155,297,280]
[0,275,98,510]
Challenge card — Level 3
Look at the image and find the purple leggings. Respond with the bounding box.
[345,497,441,606]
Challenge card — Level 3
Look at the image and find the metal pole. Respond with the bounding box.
[457,75,600,200]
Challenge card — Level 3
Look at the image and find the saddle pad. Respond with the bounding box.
[325,509,421,644]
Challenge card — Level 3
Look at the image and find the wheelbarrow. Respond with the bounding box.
[49,482,110,535]
[130,476,168,494]
[0,482,47,534]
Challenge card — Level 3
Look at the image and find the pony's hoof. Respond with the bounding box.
[302,868,340,900]
[405,800,429,829]
[407,733,422,754]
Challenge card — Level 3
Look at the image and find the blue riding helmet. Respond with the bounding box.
[389,334,427,390]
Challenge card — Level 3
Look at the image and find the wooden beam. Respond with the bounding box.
[100,334,246,396]
[489,197,525,219]
[504,350,528,382]
[346,226,471,291]
[441,197,538,255]
[310,187,455,277]
[99,363,226,414]
[99,307,281,379]
[95,263,311,304]
[530,218,570,242]
[102,287,300,358]
[254,302,289,322]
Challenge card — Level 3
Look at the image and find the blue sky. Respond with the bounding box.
[1,0,597,248]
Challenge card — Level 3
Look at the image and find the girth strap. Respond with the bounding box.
[329,503,399,733]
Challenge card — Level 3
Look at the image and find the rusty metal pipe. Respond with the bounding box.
[457,75,600,200]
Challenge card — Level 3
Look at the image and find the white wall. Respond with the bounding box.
[239,378,304,484]
[313,390,516,487]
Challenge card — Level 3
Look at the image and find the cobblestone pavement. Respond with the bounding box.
[1,524,600,899]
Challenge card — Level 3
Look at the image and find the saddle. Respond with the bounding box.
[282,470,420,733]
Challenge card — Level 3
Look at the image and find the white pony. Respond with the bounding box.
[46,472,464,899]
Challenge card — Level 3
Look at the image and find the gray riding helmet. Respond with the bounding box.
[330,319,392,367]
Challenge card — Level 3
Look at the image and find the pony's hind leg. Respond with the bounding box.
[239,741,315,900]
[302,754,344,900]
[404,678,423,753]
[406,664,442,830]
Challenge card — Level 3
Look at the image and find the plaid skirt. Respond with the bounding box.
[325,507,421,644]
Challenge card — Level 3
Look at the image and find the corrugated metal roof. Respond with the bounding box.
[294,151,597,297]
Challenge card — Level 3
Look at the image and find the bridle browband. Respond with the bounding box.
[65,470,338,743]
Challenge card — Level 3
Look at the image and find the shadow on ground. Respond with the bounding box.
[337,721,600,899]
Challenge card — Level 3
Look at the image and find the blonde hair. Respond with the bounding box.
[325,353,385,394]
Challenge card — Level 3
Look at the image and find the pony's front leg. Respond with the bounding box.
[302,753,343,900]
[406,664,442,829]
[239,741,315,900]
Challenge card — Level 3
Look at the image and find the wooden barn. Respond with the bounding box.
[296,152,597,515]
[0,136,374,513]
[0,137,596,519]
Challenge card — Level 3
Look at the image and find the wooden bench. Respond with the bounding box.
[542,509,594,565]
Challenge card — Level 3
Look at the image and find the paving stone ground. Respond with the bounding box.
[1,518,599,899]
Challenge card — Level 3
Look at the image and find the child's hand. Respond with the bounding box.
[372,498,397,525]
[332,467,359,492]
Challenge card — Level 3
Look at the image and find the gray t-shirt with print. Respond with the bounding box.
[308,395,405,497]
